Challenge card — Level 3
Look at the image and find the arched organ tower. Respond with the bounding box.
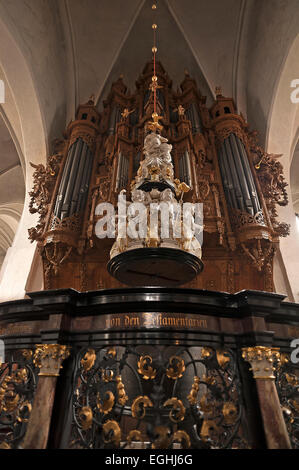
[28,61,289,293]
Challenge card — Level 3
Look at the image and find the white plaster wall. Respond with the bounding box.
[0,14,47,301]
[267,35,299,302]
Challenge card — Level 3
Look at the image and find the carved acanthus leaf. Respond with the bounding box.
[28,153,63,242]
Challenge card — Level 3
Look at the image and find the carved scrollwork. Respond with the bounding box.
[241,239,276,272]
[166,356,185,380]
[28,154,63,243]
[69,131,96,152]
[69,346,249,449]
[197,178,210,201]
[252,148,289,212]
[163,397,185,423]
[137,355,156,380]
[275,353,299,449]
[131,396,153,419]
[273,222,291,238]
[103,420,121,447]
[48,214,81,233]
[216,125,244,144]
[231,209,266,231]
[43,243,73,276]
[0,350,39,449]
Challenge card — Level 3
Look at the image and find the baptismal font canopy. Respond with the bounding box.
[107,129,204,286]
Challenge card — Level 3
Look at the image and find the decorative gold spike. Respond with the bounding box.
[152,24,157,29]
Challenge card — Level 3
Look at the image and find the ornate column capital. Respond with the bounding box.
[242,346,280,380]
[33,344,71,377]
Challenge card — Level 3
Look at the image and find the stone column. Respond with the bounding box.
[242,346,291,449]
[21,344,70,449]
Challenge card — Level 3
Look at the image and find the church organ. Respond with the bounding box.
[28,61,290,293]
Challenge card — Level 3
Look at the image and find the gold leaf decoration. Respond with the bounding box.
[116,375,128,406]
[107,347,117,358]
[222,402,238,425]
[14,368,28,384]
[151,426,172,449]
[163,397,186,423]
[127,430,143,445]
[21,350,33,360]
[202,374,216,386]
[173,430,191,449]
[199,394,214,414]
[17,402,32,423]
[0,442,11,449]
[131,396,153,419]
[97,391,115,415]
[137,355,156,380]
[4,392,20,413]
[290,399,299,413]
[79,406,93,431]
[280,353,289,367]
[200,420,219,442]
[201,347,213,360]
[216,350,231,369]
[166,356,185,380]
[100,369,114,382]
[103,420,121,447]
[285,373,299,386]
[81,349,96,372]
[187,376,200,405]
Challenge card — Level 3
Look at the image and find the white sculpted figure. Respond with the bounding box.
[138,132,175,184]
[143,133,162,166]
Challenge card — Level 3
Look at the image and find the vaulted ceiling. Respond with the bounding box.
[0,0,298,268]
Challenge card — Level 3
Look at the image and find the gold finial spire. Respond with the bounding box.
[150,0,163,132]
